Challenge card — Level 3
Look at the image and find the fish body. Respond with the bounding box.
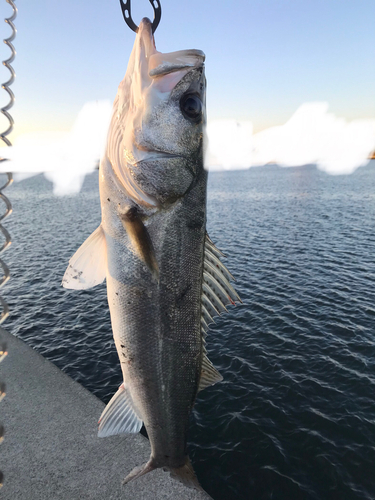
[63,18,239,489]
[99,135,207,474]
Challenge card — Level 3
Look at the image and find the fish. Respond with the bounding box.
[62,17,240,490]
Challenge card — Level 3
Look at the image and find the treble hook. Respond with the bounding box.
[119,0,162,34]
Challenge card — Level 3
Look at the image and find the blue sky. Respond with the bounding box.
[1,0,374,140]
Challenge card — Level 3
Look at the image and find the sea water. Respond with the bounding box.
[4,162,375,499]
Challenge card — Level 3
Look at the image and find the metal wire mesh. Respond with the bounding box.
[0,0,17,488]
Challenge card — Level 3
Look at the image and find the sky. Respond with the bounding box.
[0,0,375,193]
[1,0,374,142]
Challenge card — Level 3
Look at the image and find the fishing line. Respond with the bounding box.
[0,0,17,488]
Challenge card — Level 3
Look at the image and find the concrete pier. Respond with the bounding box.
[0,328,211,499]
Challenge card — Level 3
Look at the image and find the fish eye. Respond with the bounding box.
[180,94,202,122]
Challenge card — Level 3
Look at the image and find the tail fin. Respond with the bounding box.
[167,457,204,492]
[122,456,204,492]
[122,460,156,485]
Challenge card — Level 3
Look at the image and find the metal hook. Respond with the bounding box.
[119,0,162,34]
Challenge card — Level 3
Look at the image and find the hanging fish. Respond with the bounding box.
[62,17,240,490]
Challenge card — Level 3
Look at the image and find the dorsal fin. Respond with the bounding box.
[201,233,241,335]
[198,354,223,391]
[198,234,241,391]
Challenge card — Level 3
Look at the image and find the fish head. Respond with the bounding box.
[106,18,206,207]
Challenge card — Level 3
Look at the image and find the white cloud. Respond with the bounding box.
[205,120,253,171]
[0,101,112,195]
[205,103,375,174]
[251,102,375,174]
[1,101,374,196]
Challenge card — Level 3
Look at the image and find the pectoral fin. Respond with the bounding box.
[62,225,107,289]
[121,207,159,281]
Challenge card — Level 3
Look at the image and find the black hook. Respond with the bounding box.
[119,0,162,34]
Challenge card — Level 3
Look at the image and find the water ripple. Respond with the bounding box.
[3,163,375,499]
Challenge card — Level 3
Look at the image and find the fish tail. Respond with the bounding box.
[122,459,156,485]
[167,456,204,492]
[123,456,204,492]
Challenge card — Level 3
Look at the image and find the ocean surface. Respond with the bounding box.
[2,162,375,499]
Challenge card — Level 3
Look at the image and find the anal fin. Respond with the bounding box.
[98,383,143,437]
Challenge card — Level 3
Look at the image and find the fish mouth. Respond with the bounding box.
[135,151,185,163]
[137,18,205,78]
[124,144,185,165]
[131,141,185,162]
[149,50,205,78]
[136,18,157,58]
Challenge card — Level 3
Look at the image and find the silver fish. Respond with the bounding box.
[63,18,240,490]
